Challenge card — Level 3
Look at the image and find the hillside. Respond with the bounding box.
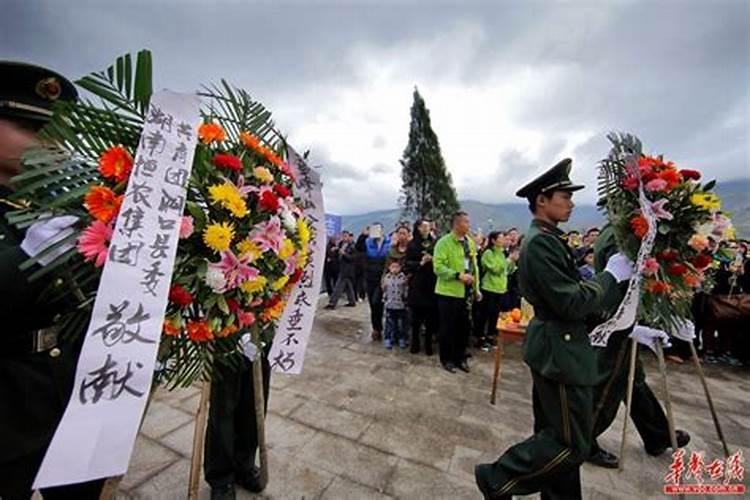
[337,178,749,238]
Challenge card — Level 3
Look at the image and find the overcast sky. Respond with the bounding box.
[3,0,748,214]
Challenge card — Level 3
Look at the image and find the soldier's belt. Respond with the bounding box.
[31,326,61,353]
[4,326,63,356]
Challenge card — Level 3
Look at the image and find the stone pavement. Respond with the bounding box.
[119,300,749,499]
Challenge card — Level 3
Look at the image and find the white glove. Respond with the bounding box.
[238,333,259,361]
[605,252,634,283]
[20,215,79,266]
[672,319,696,343]
[630,324,671,353]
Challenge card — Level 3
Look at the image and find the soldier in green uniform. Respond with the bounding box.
[586,224,690,469]
[0,62,104,499]
[474,159,634,499]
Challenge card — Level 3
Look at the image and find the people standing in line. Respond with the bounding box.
[382,260,409,349]
[325,231,357,309]
[404,219,438,355]
[364,223,391,341]
[475,158,633,500]
[433,211,480,373]
[475,231,516,350]
[354,226,369,301]
[323,236,340,296]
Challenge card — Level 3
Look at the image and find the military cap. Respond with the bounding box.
[0,61,77,126]
[515,158,584,199]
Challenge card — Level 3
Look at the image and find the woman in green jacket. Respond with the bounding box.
[477,231,516,348]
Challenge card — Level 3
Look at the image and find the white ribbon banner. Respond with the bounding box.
[35,91,201,487]
[268,148,325,374]
[589,158,658,347]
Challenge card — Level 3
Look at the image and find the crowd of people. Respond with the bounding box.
[323,215,524,369]
[323,217,750,368]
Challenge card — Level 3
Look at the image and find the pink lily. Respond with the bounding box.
[284,253,298,275]
[208,250,260,291]
[649,198,673,221]
[250,216,285,255]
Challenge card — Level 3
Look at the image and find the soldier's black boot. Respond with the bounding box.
[475,464,511,499]
[236,465,264,493]
[587,447,619,469]
[210,483,236,500]
[646,429,691,456]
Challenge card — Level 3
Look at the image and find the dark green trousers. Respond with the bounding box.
[204,356,270,488]
[478,371,593,499]
[591,331,671,454]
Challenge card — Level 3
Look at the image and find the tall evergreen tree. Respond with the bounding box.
[399,87,460,230]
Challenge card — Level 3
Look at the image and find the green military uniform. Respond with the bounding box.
[475,159,621,500]
[589,225,681,458]
[0,62,103,499]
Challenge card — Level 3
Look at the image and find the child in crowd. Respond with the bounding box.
[382,260,409,349]
[578,247,595,281]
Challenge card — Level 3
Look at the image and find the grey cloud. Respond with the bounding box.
[3,0,747,213]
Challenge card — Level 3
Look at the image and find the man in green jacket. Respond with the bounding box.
[475,159,634,499]
[432,211,480,373]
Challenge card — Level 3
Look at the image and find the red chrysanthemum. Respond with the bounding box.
[658,169,682,190]
[168,284,194,307]
[630,215,649,239]
[658,249,680,262]
[289,268,303,285]
[187,320,214,342]
[666,263,688,276]
[647,280,671,294]
[680,169,701,181]
[212,153,243,172]
[226,298,240,313]
[99,145,133,183]
[273,184,291,198]
[690,253,713,270]
[259,190,280,212]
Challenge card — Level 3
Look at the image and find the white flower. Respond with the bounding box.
[204,267,227,293]
[281,209,297,233]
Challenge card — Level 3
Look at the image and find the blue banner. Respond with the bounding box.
[325,214,342,238]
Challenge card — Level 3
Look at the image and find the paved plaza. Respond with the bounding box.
[118,300,749,499]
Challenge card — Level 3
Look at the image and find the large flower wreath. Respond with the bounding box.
[7,50,312,387]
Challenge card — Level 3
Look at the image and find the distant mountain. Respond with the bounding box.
[337,178,749,238]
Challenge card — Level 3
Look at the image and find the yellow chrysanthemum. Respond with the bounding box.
[240,276,267,294]
[209,182,248,218]
[278,238,295,260]
[253,166,274,184]
[203,222,235,253]
[690,192,721,212]
[236,239,263,262]
[297,250,308,269]
[272,275,290,291]
[297,219,310,246]
[725,225,736,240]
